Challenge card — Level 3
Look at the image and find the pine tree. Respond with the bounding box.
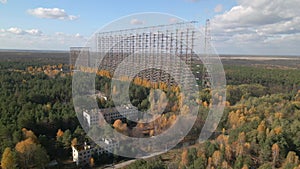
[71,138,78,147]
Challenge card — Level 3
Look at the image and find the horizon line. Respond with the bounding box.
[0,48,299,57]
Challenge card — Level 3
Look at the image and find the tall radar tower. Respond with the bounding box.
[202,19,212,89]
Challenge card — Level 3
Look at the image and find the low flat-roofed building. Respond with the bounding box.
[72,139,119,166]
[83,105,139,128]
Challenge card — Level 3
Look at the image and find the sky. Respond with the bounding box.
[0,0,299,55]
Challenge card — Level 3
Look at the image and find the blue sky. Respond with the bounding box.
[1,0,300,55]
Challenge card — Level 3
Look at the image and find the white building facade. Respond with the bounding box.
[72,139,119,166]
[83,105,139,128]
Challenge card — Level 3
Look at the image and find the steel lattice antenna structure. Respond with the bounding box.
[70,21,216,90]
[202,19,212,89]
[94,21,200,88]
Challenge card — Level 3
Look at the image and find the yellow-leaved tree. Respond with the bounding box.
[1,147,17,169]
[181,148,189,167]
[272,143,280,168]
[15,129,49,169]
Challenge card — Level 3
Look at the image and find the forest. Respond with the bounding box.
[0,52,299,169]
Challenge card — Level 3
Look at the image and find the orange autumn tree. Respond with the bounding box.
[181,148,189,167]
[282,151,299,168]
[113,119,128,135]
[90,157,95,167]
[212,150,222,167]
[22,128,38,142]
[56,129,64,138]
[15,129,49,168]
[1,147,17,169]
[272,143,280,167]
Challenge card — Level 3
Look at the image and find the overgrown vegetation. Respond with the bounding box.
[0,52,299,169]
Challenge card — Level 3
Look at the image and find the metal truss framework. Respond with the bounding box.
[95,21,206,88]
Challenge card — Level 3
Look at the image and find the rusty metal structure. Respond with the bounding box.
[202,19,212,88]
[95,21,205,88]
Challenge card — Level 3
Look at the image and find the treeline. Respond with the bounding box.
[123,65,300,169]
[225,65,300,94]
[126,91,300,169]
[0,51,69,70]
[0,68,81,168]
[0,56,299,168]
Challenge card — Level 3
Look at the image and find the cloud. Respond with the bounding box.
[0,0,7,4]
[211,0,300,55]
[213,0,300,28]
[169,18,179,24]
[5,27,42,36]
[75,33,83,38]
[0,29,87,50]
[130,19,144,25]
[25,29,43,36]
[27,7,78,20]
[214,4,223,13]
[55,32,64,36]
[7,27,24,35]
[45,32,87,48]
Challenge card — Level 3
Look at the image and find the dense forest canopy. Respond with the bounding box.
[0,52,299,168]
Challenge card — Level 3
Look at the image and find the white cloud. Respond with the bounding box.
[0,29,87,50]
[55,32,85,39]
[213,0,300,29]
[130,19,144,25]
[169,18,179,24]
[75,33,83,38]
[211,0,300,55]
[55,32,64,36]
[7,27,24,35]
[25,29,43,36]
[5,27,43,36]
[27,7,79,20]
[258,17,300,35]
[0,0,7,4]
[214,4,223,13]
[47,32,87,48]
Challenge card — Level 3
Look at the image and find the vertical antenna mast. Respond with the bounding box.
[204,19,211,54]
[202,19,212,89]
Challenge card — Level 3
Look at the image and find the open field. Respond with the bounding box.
[220,55,300,69]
